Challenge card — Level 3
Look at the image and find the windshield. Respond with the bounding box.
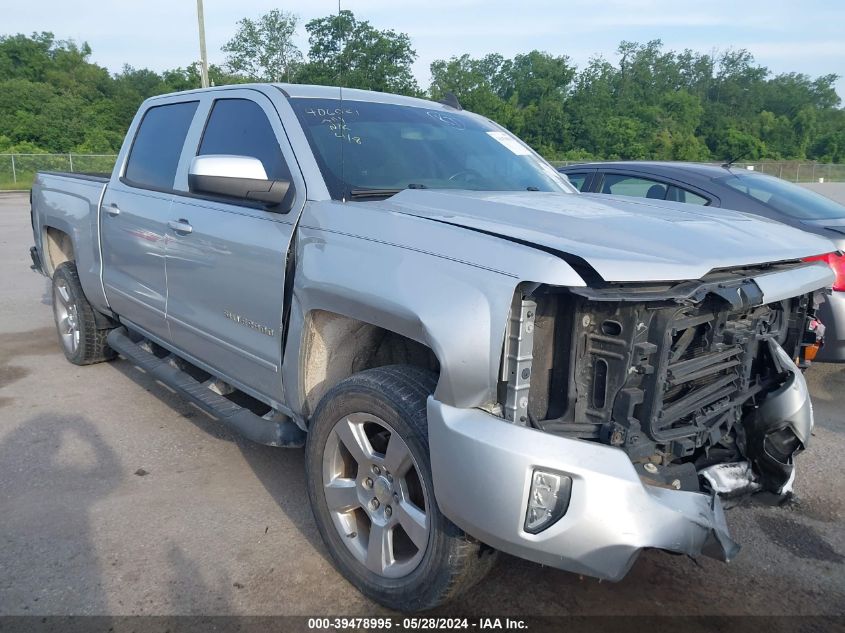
[290,98,574,200]
[717,172,845,221]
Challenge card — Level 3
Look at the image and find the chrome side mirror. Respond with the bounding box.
[188,155,294,209]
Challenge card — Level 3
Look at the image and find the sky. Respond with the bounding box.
[4,0,845,99]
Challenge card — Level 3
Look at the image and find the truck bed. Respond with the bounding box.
[31,170,111,314]
[39,171,110,183]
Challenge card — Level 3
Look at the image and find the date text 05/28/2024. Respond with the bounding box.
[307,617,528,630]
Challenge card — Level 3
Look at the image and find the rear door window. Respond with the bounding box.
[125,101,199,190]
[198,98,291,181]
[600,173,667,199]
[666,185,709,206]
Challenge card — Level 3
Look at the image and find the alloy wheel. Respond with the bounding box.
[322,412,431,578]
[53,279,80,355]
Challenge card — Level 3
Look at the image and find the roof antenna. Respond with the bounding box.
[440,92,463,111]
[722,149,750,169]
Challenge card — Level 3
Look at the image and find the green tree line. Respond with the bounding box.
[1,10,843,163]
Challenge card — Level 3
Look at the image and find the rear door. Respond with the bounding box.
[164,89,305,404]
[101,99,199,340]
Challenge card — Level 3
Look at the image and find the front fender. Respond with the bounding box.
[282,201,585,414]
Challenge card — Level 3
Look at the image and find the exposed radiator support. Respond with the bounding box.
[503,294,537,425]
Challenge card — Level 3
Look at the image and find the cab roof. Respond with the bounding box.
[147,82,456,112]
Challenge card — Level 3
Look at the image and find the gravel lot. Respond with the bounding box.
[1,190,843,618]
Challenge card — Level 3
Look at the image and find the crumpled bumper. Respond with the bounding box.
[428,398,740,581]
[743,339,815,494]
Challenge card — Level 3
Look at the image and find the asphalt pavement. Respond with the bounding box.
[1,190,843,617]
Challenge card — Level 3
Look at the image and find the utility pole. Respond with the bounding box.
[196,0,210,88]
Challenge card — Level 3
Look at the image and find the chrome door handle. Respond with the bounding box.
[105,203,120,217]
[168,219,193,234]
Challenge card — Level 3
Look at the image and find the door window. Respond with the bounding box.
[666,185,709,206]
[563,172,589,191]
[198,99,291,181]
[601,173,667,199]
[125,101,199,189]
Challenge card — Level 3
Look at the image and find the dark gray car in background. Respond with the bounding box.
[558,161,845,362]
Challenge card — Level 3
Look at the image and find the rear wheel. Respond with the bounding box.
[51,261,115,365]
[305,365,496,611]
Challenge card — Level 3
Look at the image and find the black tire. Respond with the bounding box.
[305,365,497,611]
[51,261,115,365]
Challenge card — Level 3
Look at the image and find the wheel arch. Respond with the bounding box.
[44,231,114,329]
[296,310,440,419]
[43,224,75,276]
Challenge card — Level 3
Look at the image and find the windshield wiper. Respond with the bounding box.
[349,189,403,199]
[348,184,428,200]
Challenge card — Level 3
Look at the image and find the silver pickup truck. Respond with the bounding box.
[30,84,836,611]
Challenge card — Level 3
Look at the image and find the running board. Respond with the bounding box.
[107,327,305,448]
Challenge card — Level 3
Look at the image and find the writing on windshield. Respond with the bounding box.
[290,98,573,200]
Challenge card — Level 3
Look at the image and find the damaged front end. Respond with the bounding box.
[517,262,822,497]
[429,261,830,581]
[489,262,828,564]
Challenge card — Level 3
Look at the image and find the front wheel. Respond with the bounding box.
[305,365,496,611]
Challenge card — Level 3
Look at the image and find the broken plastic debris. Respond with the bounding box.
[699,461,761,497]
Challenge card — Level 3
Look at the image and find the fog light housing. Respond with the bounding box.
[524,469,572,534]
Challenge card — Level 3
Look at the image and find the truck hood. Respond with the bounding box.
[377,190,836,282]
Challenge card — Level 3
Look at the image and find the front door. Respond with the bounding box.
[101,100,199,340]
[164,92,304,403]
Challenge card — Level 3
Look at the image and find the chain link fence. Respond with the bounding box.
[0,154,118,190]
[731,161,845,183]
[2,154,844,190]
[551,159,845,183]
